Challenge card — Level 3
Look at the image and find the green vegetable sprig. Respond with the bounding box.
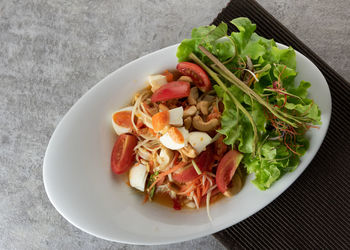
[176,17,321,190]
[147,171,159,200]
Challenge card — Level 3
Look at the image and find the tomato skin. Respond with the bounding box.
[216,150,243,193]
[172,197,181,210]
[151,81,190,102]
[172,146,214,183]
[176,62,211,92]
[111,134,138,174]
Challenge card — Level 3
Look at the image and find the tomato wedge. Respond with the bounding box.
[172,146,214,183]
[176,62,211,92]
[111,134,138,174]
[151,81,190,102]
[216,150,243,193]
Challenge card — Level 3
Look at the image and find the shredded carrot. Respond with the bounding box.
[176,172,216,207]
[150,169,216,208]
[156,176,166,186]
[196,186,201,200]
[148,162,186,191]
[202,180,210,195]
[143,193,149,203]
[177,184,194,195]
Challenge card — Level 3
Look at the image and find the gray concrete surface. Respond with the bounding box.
[1,0,349,249]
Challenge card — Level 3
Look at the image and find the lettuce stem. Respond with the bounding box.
[189,52,258,155]
[198,45,300,128]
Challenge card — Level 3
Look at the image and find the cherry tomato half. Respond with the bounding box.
[151,81,190,102]
[176,62,211,92]
[216,150,243,193]
[111,134,138,174]
[172,146,214,183]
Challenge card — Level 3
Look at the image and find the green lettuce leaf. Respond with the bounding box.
[244,138,306,190]
[230,17,256,49]
[176,39,196,62]
[176,22,234,62]
[215,85,257,154]
[177,17,321,190]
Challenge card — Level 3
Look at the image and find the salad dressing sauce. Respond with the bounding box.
[152,191,225,209]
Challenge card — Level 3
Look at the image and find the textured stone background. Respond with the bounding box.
[1,0,349,249]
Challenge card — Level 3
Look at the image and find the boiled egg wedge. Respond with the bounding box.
[160,127,189,150]
[151,107,183,133]
[148,74,167,92]
[156,147,174,171]
[111,106,134,135]
[188,131,212,154]
[168,107,183,126]
[129,163,148,192]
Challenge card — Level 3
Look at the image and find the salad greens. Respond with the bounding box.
[176,18,321,190]
[147,171,159,199]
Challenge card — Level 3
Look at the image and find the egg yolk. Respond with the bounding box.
[152,110,170,132]
[168,127,184,144]
[113,111,133,128]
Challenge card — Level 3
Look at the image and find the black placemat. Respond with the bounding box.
[211,0,350,249]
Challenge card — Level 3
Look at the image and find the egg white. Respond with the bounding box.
[129,163,148,192]
[168,106,183,126]
[148,74,167,92]
[188,131,212,154]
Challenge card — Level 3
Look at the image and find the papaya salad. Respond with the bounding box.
[110,18,321,216]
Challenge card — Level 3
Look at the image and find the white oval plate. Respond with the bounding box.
[43,43,331,245]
